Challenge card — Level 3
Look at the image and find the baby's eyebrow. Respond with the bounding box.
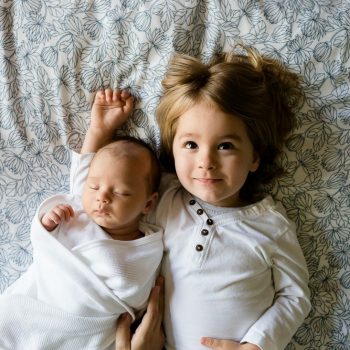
[86,176,99,181]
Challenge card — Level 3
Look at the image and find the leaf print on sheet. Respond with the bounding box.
[41,46,59,67]
[331,9,350,63]
[16,42,40,71]
[0,104,17,130]
[59,30,83,67]
[216,1,240,45]
[23,12,53,43]
[15,224,30,241]
[6,176,32,198]
[80,65,104,92]
[241,20,269,44]
[107,6,133,34]
[53,145,70,165]
[321,146,344,172]
[4,199,28,225]
[340,271,350,288]
[0,268,10,293]
[146,28,171,56]
[0,54,17,81]
[30,115,60,143]
[8,243,32,271]
[83,13,108,40]
[313,42,332,62]
[297,11,330,40]
[328,242,350,269]
[134,11,151,32]
[153,1,176,31]
[263,0,287,24]
[0,0,349,348]
[26,189,54,214]
[0,222,12,244]
[3,151,30,176]
[288,35,313,65]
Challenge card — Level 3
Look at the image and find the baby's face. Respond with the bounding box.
[82,146,154,239]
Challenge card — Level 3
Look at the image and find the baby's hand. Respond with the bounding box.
[41,204,75,232]
[81,89,134,153]
[90,89,134,134]
[201,338,260,350]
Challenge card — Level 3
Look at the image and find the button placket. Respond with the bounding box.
[187,197,214,262]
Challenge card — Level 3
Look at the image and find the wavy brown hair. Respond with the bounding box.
[156,46,301,202]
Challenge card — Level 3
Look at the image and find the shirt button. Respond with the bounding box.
[196,244,203,251]
[197,209,203,215]
[201,229,209,236]
[189,199,196,205]
[206,219,214,225]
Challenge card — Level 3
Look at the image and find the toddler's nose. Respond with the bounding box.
[198,150,216,170]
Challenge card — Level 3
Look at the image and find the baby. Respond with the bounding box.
[0,94,163,350]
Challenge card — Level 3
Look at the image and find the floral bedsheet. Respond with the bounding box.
[0,1,349,349]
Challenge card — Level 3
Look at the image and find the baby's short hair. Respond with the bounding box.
[97,135,161,194]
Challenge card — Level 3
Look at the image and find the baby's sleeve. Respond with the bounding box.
[69,151,95,196]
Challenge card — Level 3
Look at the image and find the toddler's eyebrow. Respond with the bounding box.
[178,132,243,142]
[221,134,243,142]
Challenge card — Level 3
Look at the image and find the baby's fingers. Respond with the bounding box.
[112,89,122,102]
[94,90,107,103]
[122,93,134,114]
[53,204,74,222]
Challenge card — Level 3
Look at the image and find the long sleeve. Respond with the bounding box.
[241,223,311,350]
[69,151,94,196]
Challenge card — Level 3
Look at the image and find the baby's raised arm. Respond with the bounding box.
[41,204,74,232]
[82,89,134,153]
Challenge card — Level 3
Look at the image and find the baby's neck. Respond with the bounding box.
[103,226,144,241]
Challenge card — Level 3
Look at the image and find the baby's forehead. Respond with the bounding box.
[100,140,149,157]
[91,141,152,172]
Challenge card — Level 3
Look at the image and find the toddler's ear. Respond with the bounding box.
[142,192,158,214]
[250,152,260,173]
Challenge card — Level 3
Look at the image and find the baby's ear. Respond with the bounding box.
[142,192,158,214]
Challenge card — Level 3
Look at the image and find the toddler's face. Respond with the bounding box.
[82,146,154,239]
[172,101,259,207]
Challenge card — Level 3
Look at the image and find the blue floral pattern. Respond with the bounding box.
[0,1,349,348]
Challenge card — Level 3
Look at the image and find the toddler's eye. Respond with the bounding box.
[89,185,99,190]
[185,141,198,149]
[218,142,234,150]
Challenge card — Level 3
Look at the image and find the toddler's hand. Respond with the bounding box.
[201,337,260,350]
[41,204,75,232]
[90,89,134,134]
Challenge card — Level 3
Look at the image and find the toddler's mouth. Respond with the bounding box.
[195,178,221,184]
